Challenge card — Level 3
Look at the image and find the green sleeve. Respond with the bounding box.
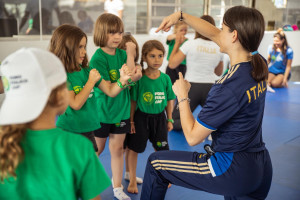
[79,145,111,200]
[90,57,110,81]
[165,75,176,101]
[95,76,103,88]
[67,76,73,91]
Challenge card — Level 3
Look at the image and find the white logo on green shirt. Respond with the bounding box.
[154,92,165,104]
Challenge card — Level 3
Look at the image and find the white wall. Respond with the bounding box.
[0,31,299,70]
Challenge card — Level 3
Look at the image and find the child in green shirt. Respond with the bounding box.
[0,48,111,200]
[165,21,188,84]
[49,24,132,152]
[118,33,144,193]
[126,40,176,193]
[90,13,142,200]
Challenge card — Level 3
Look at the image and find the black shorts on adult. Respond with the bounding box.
[126,109,169,153]
[94,119,130,138]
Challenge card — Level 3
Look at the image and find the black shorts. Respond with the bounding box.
[126,109,169,153]
[77,131,98,152]
[166,64,187,84]
[94,119,130,138]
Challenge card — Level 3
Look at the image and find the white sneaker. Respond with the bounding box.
[111,177,124,189]
[267,85,275,93]
[124,171,143,184]
[113,187,131,200]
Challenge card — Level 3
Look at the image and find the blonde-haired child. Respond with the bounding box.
[90,13,142,200]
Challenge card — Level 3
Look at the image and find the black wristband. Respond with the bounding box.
[179,11,183,21]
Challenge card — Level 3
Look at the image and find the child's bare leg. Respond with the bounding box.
[109,134,126,188]
[95,137,107,156]
[127,149,138,193]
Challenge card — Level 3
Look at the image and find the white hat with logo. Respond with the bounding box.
[0,48,67,125]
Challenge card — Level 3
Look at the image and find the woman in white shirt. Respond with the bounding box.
[169,15,223,131]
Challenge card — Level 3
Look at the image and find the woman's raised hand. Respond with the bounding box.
[172,72,191,100]
[156,12,181,33]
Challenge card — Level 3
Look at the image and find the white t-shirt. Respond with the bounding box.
[104,0,124,17]
[180,38,223,83]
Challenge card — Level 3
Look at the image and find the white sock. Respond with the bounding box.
[124,171,143,184]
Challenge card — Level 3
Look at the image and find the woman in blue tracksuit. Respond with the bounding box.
[141,6,272,200]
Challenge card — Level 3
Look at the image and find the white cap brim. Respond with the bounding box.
[0,90,50,125]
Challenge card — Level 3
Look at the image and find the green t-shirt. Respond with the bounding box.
[56,67,102,133]
[166,39,188,65]
[131,72,176,114]
[90,48,130,123]
[0,128,111,200]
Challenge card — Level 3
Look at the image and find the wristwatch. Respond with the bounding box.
[167,119,174,123]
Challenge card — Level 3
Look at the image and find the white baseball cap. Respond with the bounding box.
[0,48,67,125]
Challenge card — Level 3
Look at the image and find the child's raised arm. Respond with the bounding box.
[168,33,186,69]
[167,33,176,41]
[126,42,142,82]
[69,69,100,110]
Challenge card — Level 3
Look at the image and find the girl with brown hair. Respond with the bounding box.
[50,24,132,152]
[267,28,293,89]
[126,40,176,194]
[118,33,144,189]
